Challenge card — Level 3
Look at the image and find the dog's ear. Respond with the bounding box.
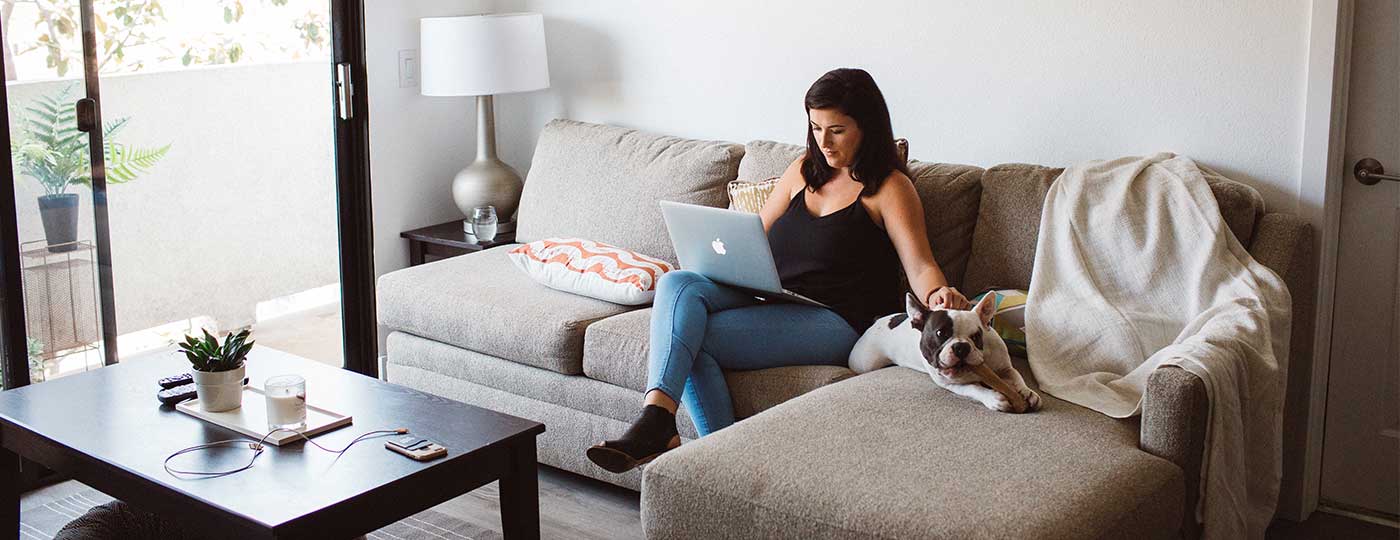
[973,292,997,328]
[905,292,927,328]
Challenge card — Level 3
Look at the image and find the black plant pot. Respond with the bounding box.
[38,193,79,253]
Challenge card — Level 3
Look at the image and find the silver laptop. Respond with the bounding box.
[658,201,828,308]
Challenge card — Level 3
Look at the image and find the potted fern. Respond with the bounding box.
[180,329,254,412]
[9,85,170,252]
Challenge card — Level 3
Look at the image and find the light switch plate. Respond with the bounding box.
[398,49,418,88]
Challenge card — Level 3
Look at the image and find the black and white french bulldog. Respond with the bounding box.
[849,292,1041,413]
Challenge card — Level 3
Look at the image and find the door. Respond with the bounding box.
[1322,0,1399,520]
[0,0,377,388]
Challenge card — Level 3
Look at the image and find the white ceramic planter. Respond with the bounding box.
[191,364,245,412]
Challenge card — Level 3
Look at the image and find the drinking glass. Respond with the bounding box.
[265,374,307,432]
[472,206,498,243]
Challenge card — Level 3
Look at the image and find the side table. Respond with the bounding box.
[401,220,516,266]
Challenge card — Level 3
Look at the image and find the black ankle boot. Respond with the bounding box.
[586,405,679,474]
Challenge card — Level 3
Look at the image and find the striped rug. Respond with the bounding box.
[21,489,501,540]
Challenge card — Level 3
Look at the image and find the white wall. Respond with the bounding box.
[364,0,494,352]
[492,0,1313,215]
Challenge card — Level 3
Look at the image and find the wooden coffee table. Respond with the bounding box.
[0,347,545,539]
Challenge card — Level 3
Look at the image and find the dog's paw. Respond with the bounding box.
[1019,387,1043,411]
[982,393,1015,412]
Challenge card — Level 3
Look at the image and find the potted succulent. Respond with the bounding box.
[9,85,170,252]
[179,329,254,412]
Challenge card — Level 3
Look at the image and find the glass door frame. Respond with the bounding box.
[0,0,379,388]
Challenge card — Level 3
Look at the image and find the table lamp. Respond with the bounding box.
[421,12,550,231]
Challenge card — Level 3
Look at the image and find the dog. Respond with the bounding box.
[849,292,1042,413]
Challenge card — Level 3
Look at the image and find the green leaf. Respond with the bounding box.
[104,143,169,184]
[102,117,130,138]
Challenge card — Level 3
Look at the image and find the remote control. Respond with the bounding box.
[157,383,197,405]
[158,373,193,389]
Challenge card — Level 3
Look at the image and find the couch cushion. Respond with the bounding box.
[386,331,703,440]
[962,164,1062,294]
[515,119,743,264]
[736,140,805,182]
[377,246,636,374]
[963,163,1266,294]
[1204,172,1267,247]
[583,308,855,417]
[736,139,909,183]
[907,162,983,289]
[642,363,1184,539]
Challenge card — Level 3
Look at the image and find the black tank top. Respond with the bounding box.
[767,189,903,332]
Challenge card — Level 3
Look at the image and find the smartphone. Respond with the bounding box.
[385,434,447,461]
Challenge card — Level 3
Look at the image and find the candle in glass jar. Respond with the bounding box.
[265,375,307,431]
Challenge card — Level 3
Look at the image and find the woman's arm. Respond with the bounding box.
[876,172,970,310]
[759,158,806,233]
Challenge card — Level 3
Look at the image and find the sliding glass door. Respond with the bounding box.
[0,0,374,388]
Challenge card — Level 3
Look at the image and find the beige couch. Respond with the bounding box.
[377,119,1314,538]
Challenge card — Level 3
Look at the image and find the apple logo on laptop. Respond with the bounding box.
[711,238,727,255]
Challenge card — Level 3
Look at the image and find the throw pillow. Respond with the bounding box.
[508,238,674,305]
[726,138,911,213]
[969,289,1029,357]
[727,177,780,213]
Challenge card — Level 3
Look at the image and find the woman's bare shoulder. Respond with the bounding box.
[776,156,808,199]
[873,168,917,202]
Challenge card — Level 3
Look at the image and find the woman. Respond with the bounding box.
[586,68,970,474]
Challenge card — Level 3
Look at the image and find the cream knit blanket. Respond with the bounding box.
[1025,153,1291,539]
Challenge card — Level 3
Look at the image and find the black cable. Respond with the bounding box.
[164,428,406,478]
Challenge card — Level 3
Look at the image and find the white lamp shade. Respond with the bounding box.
[421,13,550,97]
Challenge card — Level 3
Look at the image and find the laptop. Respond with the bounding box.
[658,201,829,308]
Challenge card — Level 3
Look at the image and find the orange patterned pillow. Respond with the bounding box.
[508,238,675,305]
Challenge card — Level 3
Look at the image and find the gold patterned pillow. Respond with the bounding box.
[726,139,911,213]
[727,177,781,213]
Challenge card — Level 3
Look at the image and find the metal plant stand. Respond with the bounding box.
[20,240,102,382]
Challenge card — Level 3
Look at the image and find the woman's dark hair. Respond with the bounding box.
[801,68,907,196]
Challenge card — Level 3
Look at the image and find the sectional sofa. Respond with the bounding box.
[376,119,1314,538]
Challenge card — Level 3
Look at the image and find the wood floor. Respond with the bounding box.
[22,464,643,540]
[22,463,1399,539]
[426,464,643,540]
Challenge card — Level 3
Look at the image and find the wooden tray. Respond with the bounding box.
[176,385,352,446]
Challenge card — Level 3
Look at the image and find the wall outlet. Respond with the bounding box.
[398,49,418,88]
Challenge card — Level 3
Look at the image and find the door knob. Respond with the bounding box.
[1354,158,1400,185]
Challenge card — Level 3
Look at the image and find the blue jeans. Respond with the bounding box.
[646,270,859,436]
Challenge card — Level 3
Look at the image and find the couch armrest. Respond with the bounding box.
[1138,212,1313,537]
[1142,365,1207,540]
[1247,213,1312,285]
[1247,212,1316,520]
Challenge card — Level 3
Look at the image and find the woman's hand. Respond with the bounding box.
[927,286,970,311]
